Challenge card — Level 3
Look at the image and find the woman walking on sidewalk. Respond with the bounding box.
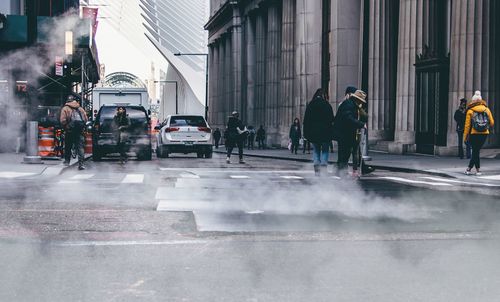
[289,118,302,154]
[463,91,495,175]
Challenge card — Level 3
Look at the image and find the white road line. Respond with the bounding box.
[230,175,250,179]
[70,174,94,180]
[58,180,80,184]
[0,172,36,178]
[378,176,453,187]
[121,174,144,184]
[180,173,200,179]
[478,175,500,181]
[280,176,304,180]
[54,240,209,247]
[420,176,500,187]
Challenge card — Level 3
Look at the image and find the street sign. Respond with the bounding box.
[55,56,63,76]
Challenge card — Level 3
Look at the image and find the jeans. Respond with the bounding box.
[468,134,487,169]
[64,130,84,164]
[227,139,244,159]
[312,142,330,166]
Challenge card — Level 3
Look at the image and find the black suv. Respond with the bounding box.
[92,105,152,161]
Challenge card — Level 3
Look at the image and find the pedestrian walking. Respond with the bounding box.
[247,126,256,150]
[289,118,302,154]
[303,88,334,176]
[113,106,130,164]
[226,111,246,164]
[334,89,368,178]
[463,91,495,175]
[454,98,471,159]
[256,125,266,149]
[60,95,88,170]
[213,127,222,149]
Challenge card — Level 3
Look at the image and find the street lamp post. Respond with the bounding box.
[173,52,209,120]
[155,80,178,114]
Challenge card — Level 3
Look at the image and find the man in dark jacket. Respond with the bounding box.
[213,128,222,149]
[113,106,130,164]
[226,111,246,164]
[303,88,334,176]
[334,90,367,177]
[454,98,470,159]
[60,95,88,170]
[256,125,266,149]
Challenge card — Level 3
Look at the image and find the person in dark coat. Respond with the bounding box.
[303,88,334,176]
[213,128,222,149]
[454,98,470,159]
[60,95,88,170]
[289,118,302,154]
[247,126,256,150]
[226,111,246,164]
[256,125,266,149]
[113,106,130,164]
[334,89,367,177]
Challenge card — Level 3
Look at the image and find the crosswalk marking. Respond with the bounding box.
[280,176,304,180]
[230,175,250,179]
[180,173,200,179]
[70,174,95,180]
[420,176,500,187]
[378,176,453,187]
[478,175,500,181]
[0,172,36,178]
[121,174,144,183]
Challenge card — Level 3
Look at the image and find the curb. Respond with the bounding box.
[214,150,456,179]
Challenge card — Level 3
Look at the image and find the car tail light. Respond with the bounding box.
[165,127,180,133]
[198,127,211,133]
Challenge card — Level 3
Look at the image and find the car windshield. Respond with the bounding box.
[170,116,207,127]
[98,106,148,132]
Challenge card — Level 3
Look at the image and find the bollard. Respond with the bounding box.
[360,127,371,161]
[23,121,42,164]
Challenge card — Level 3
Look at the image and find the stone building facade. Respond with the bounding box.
[205,0,500,154]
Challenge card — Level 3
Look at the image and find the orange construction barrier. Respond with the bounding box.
[38,126,56,157]
[84,132,93,154]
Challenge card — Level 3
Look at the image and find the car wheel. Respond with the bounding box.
[197,152,203,158]
[205,151,213,158]
[138,148,152,161]
[93,148,102,161]
[156,146,164,158]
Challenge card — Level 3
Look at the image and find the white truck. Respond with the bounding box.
[91,87,150,117]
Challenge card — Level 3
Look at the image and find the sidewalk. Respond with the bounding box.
[214,146,500,181]
[0,153,88,179]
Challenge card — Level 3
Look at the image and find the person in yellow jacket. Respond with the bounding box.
[463,91,495,175]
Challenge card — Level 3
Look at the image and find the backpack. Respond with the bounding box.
[471,111,489,132]
[67,107,85,131]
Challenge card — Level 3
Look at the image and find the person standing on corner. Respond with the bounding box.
[213,127,221,149]
[463,91,495,175]
[226,111,245,164]
[256,125,266,149]
[334,89,367,178]
[60,95,88,170]
[454,98,470,159]
[289,118,302,155]
[303,88,334,176]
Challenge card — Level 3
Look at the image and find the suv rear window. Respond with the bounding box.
[97,106,148,132]
[170,116,207,127]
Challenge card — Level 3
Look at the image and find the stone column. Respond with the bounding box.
[265,3,282,143]
[218,36,227,124]
[367,0,398,140]
[231,5,243,115]
[208,43,218,126]
[245,15,256,126]
[448,0,498,146]
[255,12,267,126]
[330,0,361,107]
[390,0,425,154]
[224,35,233,115]
[295,0,322,118]
[280,0,296,143]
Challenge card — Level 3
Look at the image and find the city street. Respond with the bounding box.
[1,154,500,301]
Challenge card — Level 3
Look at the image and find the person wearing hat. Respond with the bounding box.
[60,95,88,170]
[226,111,246,164]
[334,89,368,178]
[454,98,470,159]
[463,91,495,175]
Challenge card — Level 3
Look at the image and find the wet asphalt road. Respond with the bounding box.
[1,153,500,301]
